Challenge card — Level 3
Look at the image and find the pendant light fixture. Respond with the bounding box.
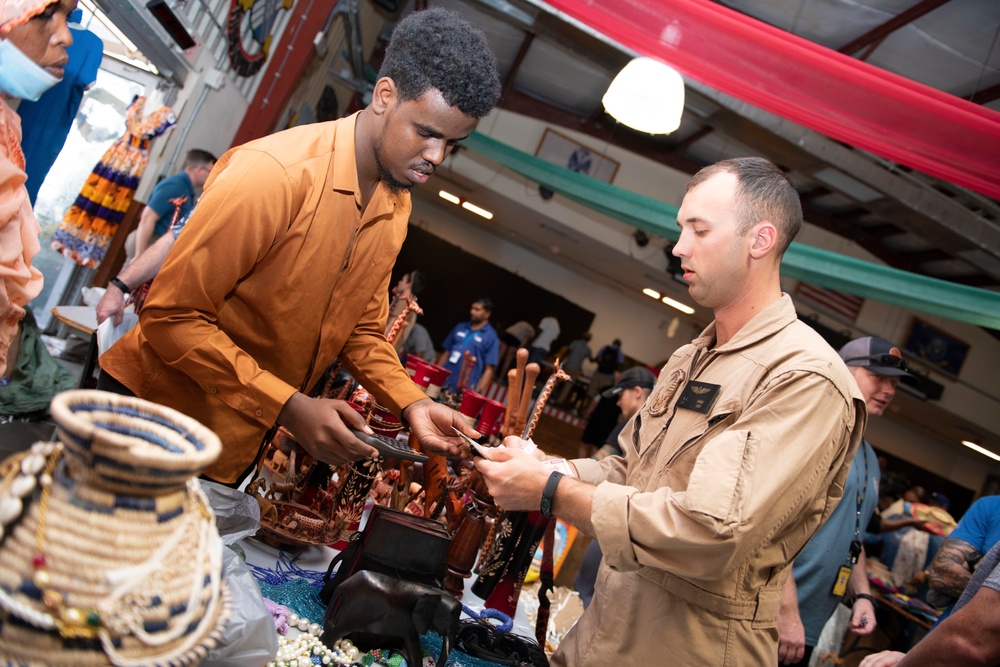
[602,57,685,135]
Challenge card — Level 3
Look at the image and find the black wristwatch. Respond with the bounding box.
[109,276,131,295]
[850,593,878,610]
[539,471,564,518]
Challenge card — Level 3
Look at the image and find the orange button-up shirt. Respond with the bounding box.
[100,114,427,482]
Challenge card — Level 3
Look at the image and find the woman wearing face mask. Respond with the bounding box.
[0,0,73,376]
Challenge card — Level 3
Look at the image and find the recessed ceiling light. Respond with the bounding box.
[642,288,661,299]
[662,296,695,314]
[461,201,493,219]
[439,190,460,205]
[961,440,1000,462]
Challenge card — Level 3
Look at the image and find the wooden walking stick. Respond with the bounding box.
[503,349,529,436]
[513,363,540,436]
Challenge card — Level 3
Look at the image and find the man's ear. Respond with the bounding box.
[371,77,397,117]
[749,222,778,260]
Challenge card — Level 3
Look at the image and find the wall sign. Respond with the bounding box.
[904,317,970,378]
[227,0,294,77]
[535,128,620,184]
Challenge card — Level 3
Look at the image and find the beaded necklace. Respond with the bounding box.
[269,612,360,666]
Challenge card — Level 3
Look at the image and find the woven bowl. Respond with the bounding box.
[49,389,222,494]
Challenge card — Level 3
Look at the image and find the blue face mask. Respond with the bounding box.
[0,38,61,101]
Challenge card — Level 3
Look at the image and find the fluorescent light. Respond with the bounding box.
[642,288,661,299]
[438,190,460,205]
[961,440,1000,462]
[662,296,695,314]
[602,57,685,135]
[461,201,493,219]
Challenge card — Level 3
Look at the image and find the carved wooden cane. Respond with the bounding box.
[472,363,569,615]
[386,296,422,345]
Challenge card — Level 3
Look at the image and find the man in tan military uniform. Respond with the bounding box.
[476,158,866,666]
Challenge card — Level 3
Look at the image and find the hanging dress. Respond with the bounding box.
[50,96,174,268]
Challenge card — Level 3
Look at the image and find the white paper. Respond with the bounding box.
[97,312,139,354]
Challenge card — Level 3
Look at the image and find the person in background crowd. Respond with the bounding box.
[876,486,955,588]
[927,494,1000,623]
[859,540,1000,667]
[400,321,435,363]
[98,8,501,484]
[96,205,191,326]
[778,336,918,666]
[497,319,535,379]
[475,157,866,666]
[437,297,499,394]
[573,366,656,607]
[125,149,215,260]
[554,331,593,409]
[585,338,623,412]
[0,0,74,377]
[17,7,101,204]
[385,269,425,355]
[527,314,559,365]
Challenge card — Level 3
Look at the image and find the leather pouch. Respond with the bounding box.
[320,505,450,604]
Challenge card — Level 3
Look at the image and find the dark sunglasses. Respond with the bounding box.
[845,354,909,372]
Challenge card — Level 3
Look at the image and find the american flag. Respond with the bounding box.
[796,282,864,322]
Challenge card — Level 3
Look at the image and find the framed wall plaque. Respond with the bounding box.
[904,318,970,378]
[535,128,620,184]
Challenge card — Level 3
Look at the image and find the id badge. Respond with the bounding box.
[831,565,852,597]
[448,351,461,364]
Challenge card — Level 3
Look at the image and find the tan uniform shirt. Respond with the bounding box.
[0,99,42,376]
[558,295,866,666]
[100,114,427,482]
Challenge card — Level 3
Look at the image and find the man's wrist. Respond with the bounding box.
[850,593,878,610]
[109,276,132,295]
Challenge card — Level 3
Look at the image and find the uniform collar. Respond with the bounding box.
[692,293,797,353]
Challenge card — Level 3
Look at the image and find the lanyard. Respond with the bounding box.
[850,444,869,564]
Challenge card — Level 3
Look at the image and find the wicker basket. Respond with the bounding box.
[0,390,231,666]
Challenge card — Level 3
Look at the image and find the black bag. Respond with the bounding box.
[320,505,451,605]
[455,619,549,667]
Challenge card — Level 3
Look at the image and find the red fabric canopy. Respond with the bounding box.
[547,0,1000,200]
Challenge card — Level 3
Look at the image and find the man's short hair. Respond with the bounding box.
[687,157,802,258]
[379,8,501,118]
[474,297,493,313]
[185,149,217,169]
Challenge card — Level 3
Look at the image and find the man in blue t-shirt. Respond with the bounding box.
[436,297,499,394]
[927,494,1000,623]
[127,149,215,260]
[778,336,918,666]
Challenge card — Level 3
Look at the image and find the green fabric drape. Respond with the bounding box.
[464,132,1000,330]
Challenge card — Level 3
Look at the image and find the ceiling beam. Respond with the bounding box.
[502,33,534,99]
[837,0,953,56]
[970,82,1000,105]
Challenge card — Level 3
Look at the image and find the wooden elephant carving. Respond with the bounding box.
[322,570,460,667]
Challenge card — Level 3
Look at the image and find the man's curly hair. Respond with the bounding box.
[379,8,501,118]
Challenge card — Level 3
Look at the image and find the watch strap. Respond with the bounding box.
[109,276,131,295]
[539,471,564,518]
[850,593,878,610]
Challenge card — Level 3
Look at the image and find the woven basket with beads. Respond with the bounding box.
[0,390,231,667]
